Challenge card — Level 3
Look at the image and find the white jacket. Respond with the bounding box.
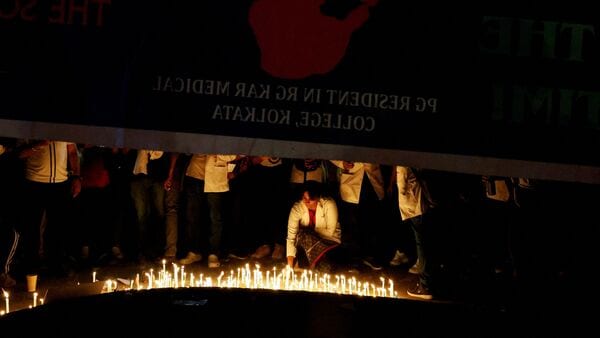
[25,141,74,183]
[286,197,341,258]
[396,166,426,220]
[331,161,385,204]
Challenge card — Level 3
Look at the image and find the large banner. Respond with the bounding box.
[1,1,599,182]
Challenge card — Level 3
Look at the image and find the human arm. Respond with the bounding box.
[164,153,180,191]
[286,202,303,266]
[67,143,82,198]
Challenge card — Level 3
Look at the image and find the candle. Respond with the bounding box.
[180,266,185,287]
[33,292,38,307]
[3,291,8,313]
[40,298,44,305]
[92,271,96,283]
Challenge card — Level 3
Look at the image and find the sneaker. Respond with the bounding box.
[407,282,433,300]
[111,246,124,260]
[179,252,202,265]
[227,252,248,260]
[361,257,383,271]
[250,244,271,259]
[389,250,409,266]
[208,254,220,268]
[271,244,284,260]
[409,258,422,274]
[0,273,16,288]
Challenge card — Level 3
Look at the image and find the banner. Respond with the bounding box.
[1,1,599,182]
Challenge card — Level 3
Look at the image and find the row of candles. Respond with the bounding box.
[2,261,398,315]
[1,290,43,315]
[102,261,398,299]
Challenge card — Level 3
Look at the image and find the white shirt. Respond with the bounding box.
[132,150,164,175]
[25,141,73,183]
[186,154,237,192]
[290,161,324,183]
[331,161,385,204]
[286,197,341,258]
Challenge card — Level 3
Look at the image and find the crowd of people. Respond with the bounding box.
[1,138,598,301]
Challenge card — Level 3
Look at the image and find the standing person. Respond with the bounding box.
[160,153,189,263]
[396,166,436,300]
[331,160,386,270]
[18,140,81,277]
[248,156,290,260]
[286,181,341,271]
[105,147,136,262]
[179,154,238,268]
[130,149,170,262]
[76,145,113,265]
[0,139,21,288]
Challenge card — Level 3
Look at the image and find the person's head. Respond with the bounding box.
[301,180,322,210]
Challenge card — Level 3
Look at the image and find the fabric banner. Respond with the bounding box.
[1,1,599,182]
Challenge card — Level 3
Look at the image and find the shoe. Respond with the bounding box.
[271,244,284,260]
[227,252,247,260]
[250,244,271,259]
[179,252,202,265]
[0,273,16,288]
[409,258,422,274]
[407,282,433,300]
[208,254,220,268]
[389,250,409,266]
[111,246,124,260]
[362,257,383,271]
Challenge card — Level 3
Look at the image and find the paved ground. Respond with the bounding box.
[2,256,428,315]
[2,256,588,337]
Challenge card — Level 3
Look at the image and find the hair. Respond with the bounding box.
[303,180,322,200]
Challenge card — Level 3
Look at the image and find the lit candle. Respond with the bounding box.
[3,291,8,313]
[92,271,96,283]
[40,298,44,305]
[181,266,185,287]
[136,273,140,290]
[33,292,38,307]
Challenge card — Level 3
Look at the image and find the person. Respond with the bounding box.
[330,160,386,270]
[248,156,290,261]
[18,140,81,277]
[395,166,436,300]
[75,145,115,265]
[161,153,189,262]
[179,154,238,268]
[0,138,20,288]
[286,181,341,271]
[130,149,170,262]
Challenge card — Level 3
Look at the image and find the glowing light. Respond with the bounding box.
[112,265,399,299]
[3,290,9,313]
